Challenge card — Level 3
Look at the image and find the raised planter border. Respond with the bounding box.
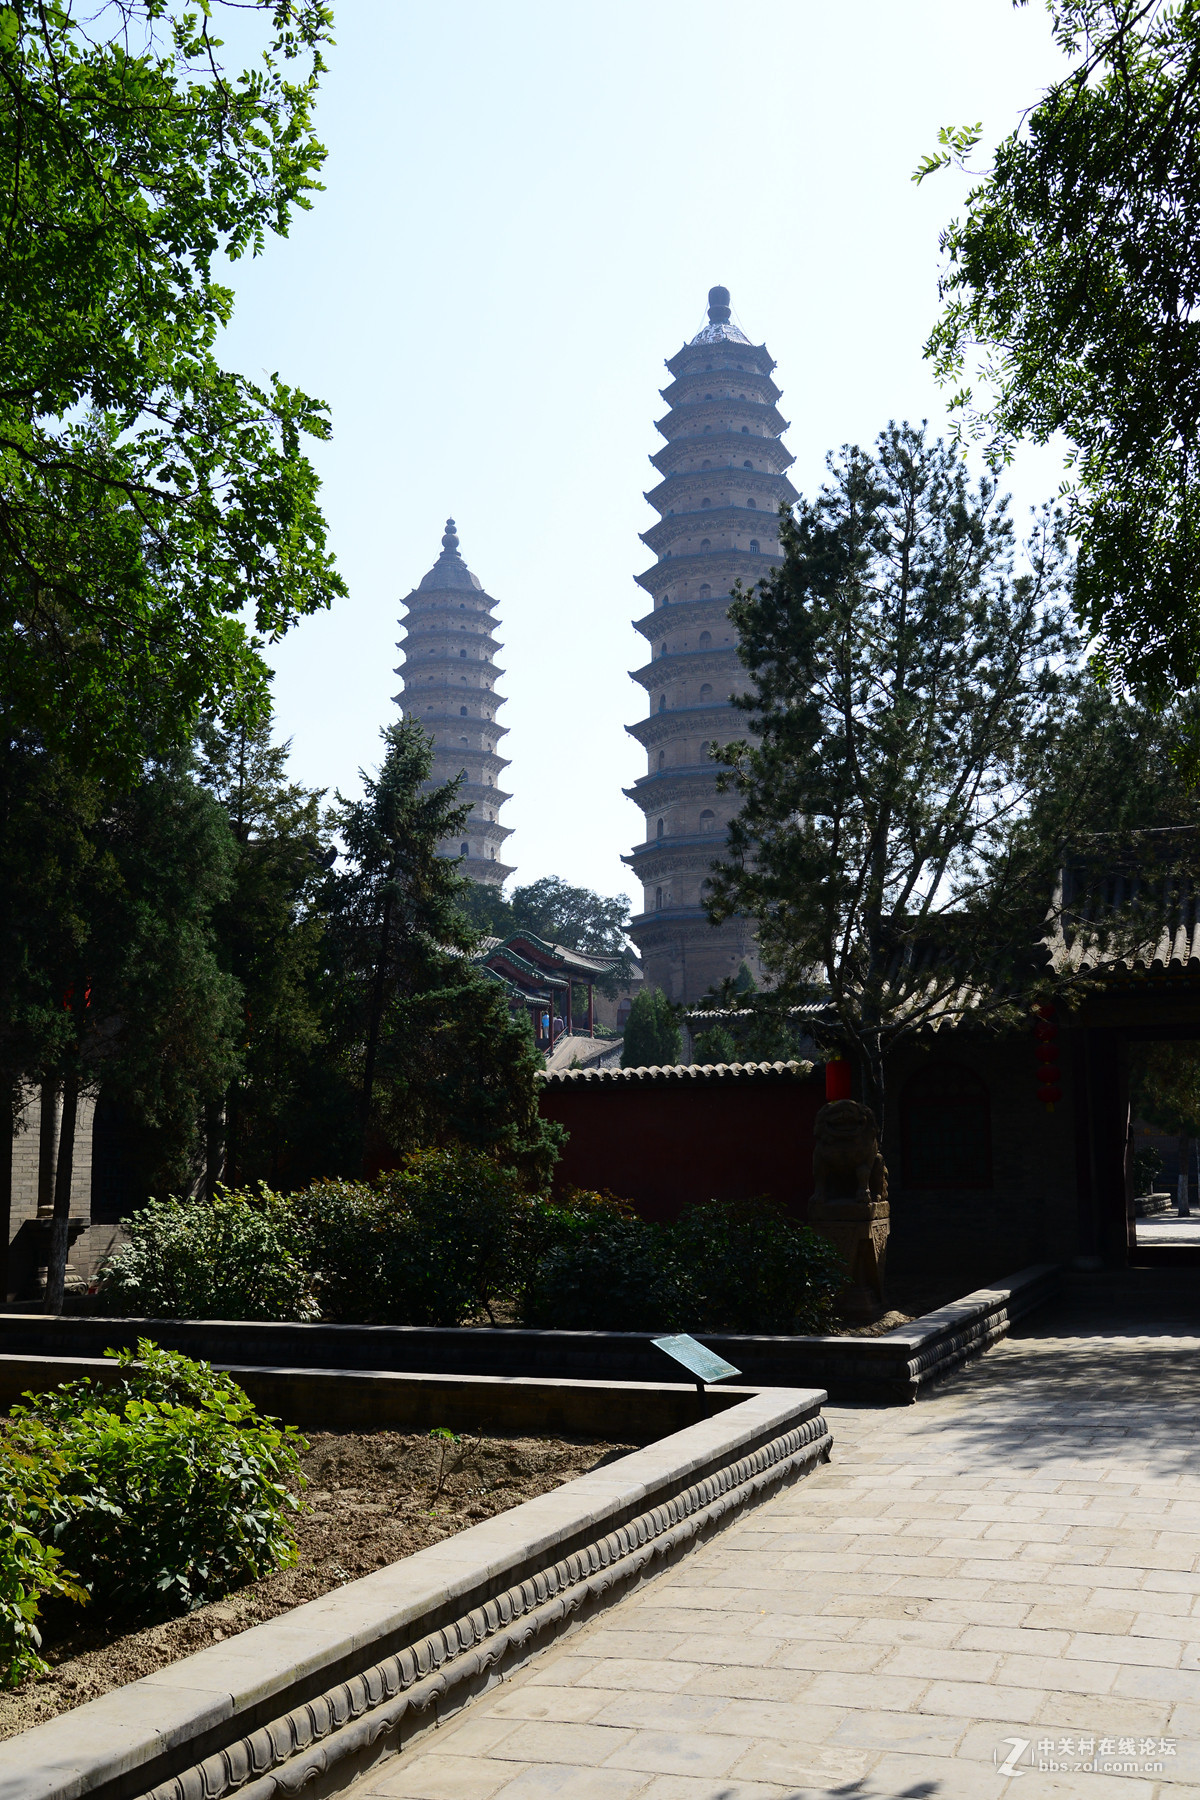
[0,1361,760,1443]
[0,1262,1062,1405]
[1,1388,828,1800]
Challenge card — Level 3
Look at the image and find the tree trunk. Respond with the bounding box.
[224,1081,240,1191]
[0,1083,13,1306]
[45,1062,79,1314]
[1180,1134,1194,1218]
[36,1076,60,1215]
[360,890,394,1172]
[204,1098,225,1201]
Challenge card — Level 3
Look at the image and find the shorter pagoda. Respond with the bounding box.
[394,520,514,884]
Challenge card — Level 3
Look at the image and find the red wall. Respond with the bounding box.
[539,1071,825,1223]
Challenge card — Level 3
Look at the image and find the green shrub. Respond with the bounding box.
[294,1148,532,1325]
[6,1340,307,1619]
[99,1189,318,1320]
[670,1197,844,1334]
[523,1215,689,1331]
[0,1446,87,1688]
[521,1196,843,1335]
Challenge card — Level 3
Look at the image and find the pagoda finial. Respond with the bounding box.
[442,518,459,553]
[707,285,731,324]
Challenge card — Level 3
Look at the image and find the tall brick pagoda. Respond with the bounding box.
[394,519,514,884]
[623,286,796,1001]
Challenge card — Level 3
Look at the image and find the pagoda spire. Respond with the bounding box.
[394,519,514,886]
[622,287,796,1001]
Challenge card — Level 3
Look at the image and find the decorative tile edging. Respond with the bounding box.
[3,1390,827,1800]
[138,1411,828,1800]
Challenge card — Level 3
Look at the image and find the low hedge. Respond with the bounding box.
[99,1148,844,1336]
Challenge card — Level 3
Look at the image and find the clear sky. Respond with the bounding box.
[217,0,1070,915]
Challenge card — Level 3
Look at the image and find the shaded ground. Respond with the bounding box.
[0,1429,631,1742]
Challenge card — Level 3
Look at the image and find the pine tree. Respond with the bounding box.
[195,712,338,1186]
[327,722,560,1183]
[39,763,242,1310]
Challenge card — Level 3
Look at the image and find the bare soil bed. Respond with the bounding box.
[0,1428,632,1742]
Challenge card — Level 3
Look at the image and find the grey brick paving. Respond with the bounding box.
[346,1302,1200,1799]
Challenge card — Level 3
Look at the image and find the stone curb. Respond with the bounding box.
[0,1388,828,1800]
[0,1264,1062,1402]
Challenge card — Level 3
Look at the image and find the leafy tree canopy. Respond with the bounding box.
[705,423,1079,1126]
[0,0,344,782]
[920,0,1200,715]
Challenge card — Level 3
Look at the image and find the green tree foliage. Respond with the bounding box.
[620,988,682,1069]
[195,710,341,1186]
[326,722,560,1183]
[1130,1042,1200,1139]
[0,1,344,783]
[21,761,243,1309]
[460,876,636,997]
[5,1341,306,1621]
[920,0,1200,711]
[693,1024,740,1065]
[705,424,1079,1126]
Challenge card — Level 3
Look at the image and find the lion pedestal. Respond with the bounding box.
[808,1098,890,1324]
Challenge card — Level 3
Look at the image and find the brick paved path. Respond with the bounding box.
[348,1301,1200,1800]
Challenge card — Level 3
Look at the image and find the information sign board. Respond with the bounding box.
[652,1334,741,1388]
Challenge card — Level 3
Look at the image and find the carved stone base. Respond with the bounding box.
[808,1197,890,1323]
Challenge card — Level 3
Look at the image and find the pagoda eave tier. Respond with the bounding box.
[645,472,797,515]
[655,403,789,441]
[453,783,513,806]
[633,594,767,639]
[665,340,775,379]
[624,771,730,810]
[399,666,507,684]
[659,372,781,409]
[625,833,730,869]
[649,434,794,478]
[630,655,742,692]
[421,754,510,782]
[398,684,506,706]
[636,549,783,596]
[450,820,514,846]
[640,507,792,557]
[461,857,515,883]
[626,704,741,748]
[397,634,503,656]
[402,588,498,612]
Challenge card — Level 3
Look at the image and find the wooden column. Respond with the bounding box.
[588,983,594,1038]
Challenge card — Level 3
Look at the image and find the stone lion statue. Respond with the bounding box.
[809,1099,890,1321]
[812,1099,888,1208]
